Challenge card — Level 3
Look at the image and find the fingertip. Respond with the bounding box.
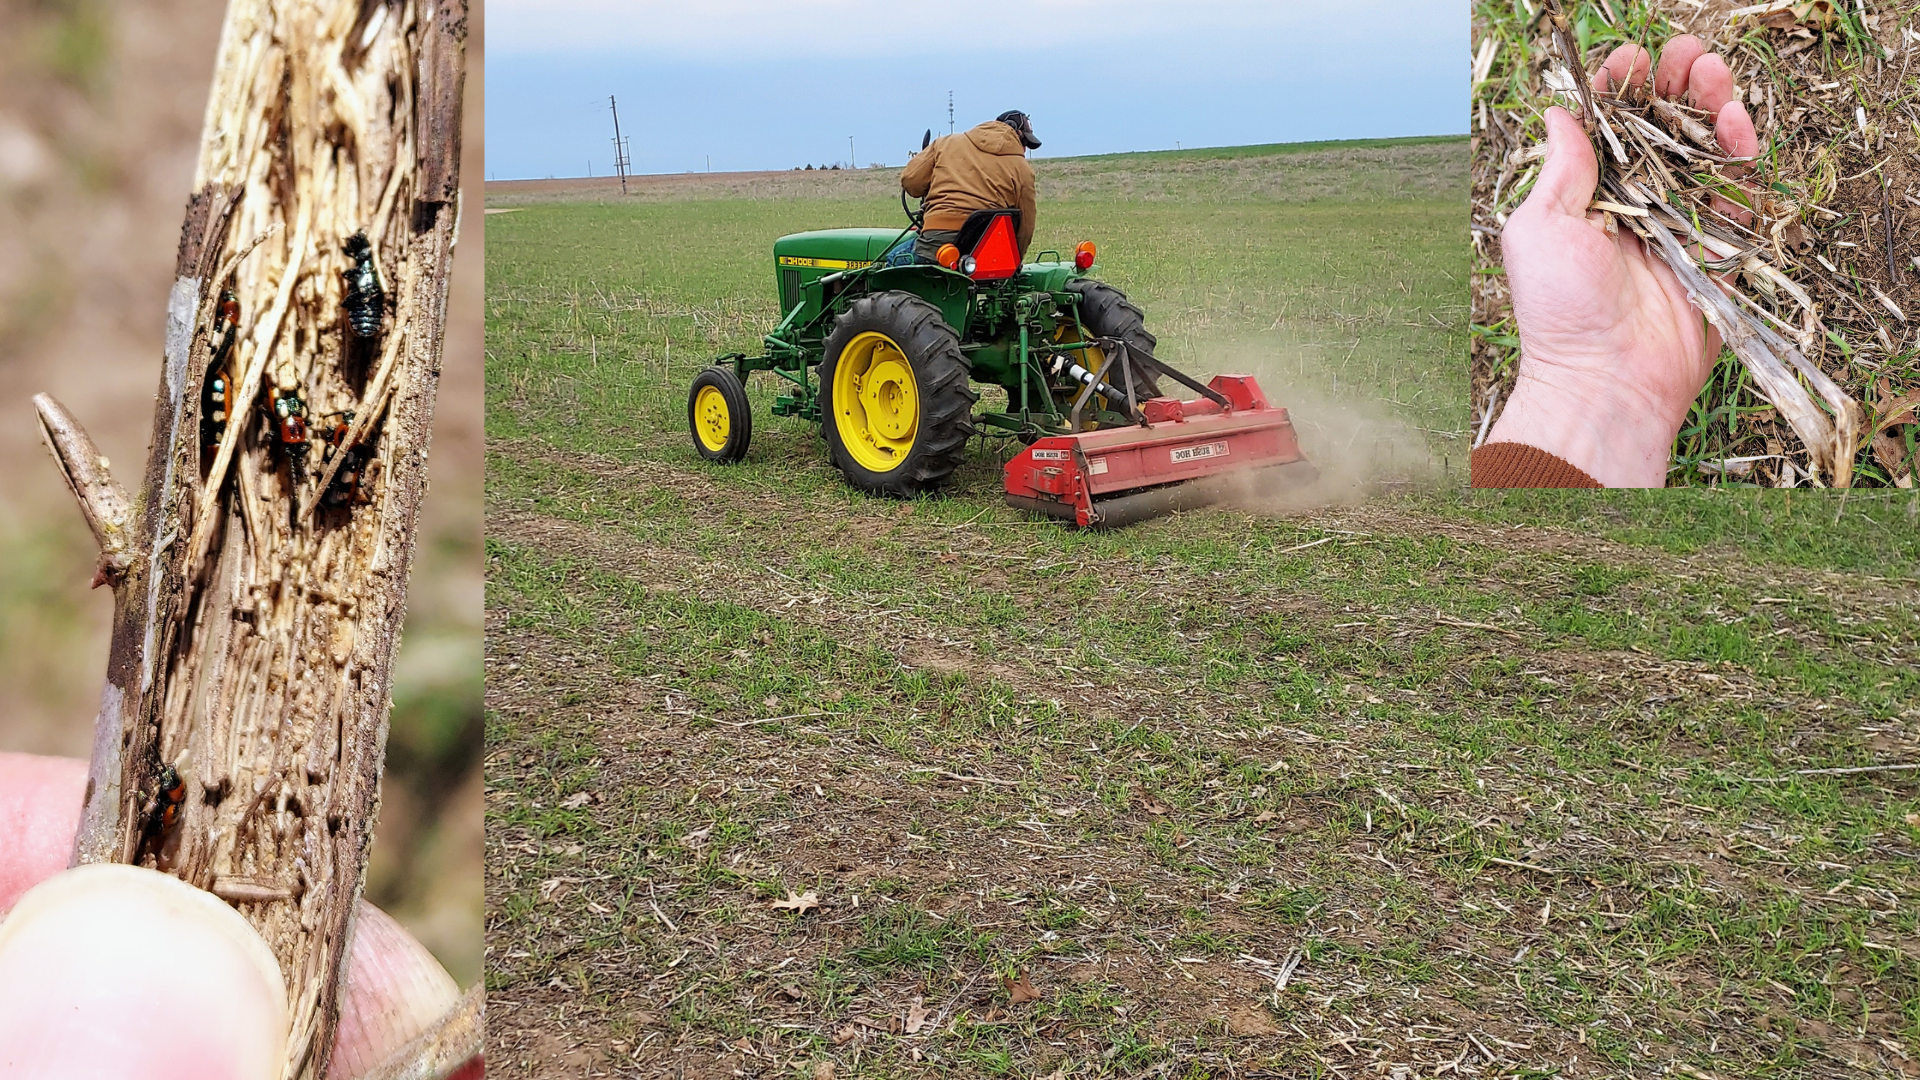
[0,752,87,915]
[1599,44,1651,96]
[328,901,462,1077]
[1656,34,1707,98]
[0,865,287,1079]
[1688,52,1738,114]
[1716,99,1760,159]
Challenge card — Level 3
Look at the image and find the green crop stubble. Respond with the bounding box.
[484,451,1920,1073]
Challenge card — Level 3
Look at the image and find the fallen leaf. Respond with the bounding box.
[1251,810,1278,824]
[1226,1003,1281,1036]
[1872,429,1913,483]
[1141,796,1171,816]
[770,890,821,914]
[936,552,960,564]
[559,791,592,810]
[831,1025,859,1046]
[1906,812,1920,828]
[1873,382,1920,433]
[1004,971,1042,1004]
[904,996,932,1034]
[813,1062,836,1080]
[538,876,579,903]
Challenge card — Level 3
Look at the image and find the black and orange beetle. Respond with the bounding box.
[270,365,310,523]
[145,763,185,838]
[318,409,374,507]
[202,289,240,450]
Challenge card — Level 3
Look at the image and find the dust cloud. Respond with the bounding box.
[1178,341,1451,514]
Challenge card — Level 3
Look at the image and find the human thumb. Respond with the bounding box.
[1524,106,1600,220]
[0,863,287,1080]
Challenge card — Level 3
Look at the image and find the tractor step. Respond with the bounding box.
[1001,375,1313,528]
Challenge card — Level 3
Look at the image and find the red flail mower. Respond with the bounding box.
[1004,373,1315,528]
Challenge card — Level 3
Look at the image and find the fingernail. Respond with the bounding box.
[0,864,287,1080]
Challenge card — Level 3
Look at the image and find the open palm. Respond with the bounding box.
[1489,39,1758,486]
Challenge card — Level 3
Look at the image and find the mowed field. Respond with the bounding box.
[485,139,1920,1079]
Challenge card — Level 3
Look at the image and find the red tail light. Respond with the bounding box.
[968,214,1022,281]
[1074,241,1096,270]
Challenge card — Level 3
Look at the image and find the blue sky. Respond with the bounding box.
[486,0,1468,180]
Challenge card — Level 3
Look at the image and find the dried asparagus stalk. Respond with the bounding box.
[39,1,471,1077]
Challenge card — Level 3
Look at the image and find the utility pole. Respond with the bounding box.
[948,90,954,135]
[609,94,631,194]
[849,136,855,169]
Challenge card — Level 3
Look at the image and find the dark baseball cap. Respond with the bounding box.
[996,110,1041,150]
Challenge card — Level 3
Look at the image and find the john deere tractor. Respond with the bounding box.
[688,195,1311,522]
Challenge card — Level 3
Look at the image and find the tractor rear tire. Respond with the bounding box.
[821,291,978,497]
[688,365,752,464]
[1068,280,1164,402]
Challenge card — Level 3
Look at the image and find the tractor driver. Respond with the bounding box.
[900,110,1040,264]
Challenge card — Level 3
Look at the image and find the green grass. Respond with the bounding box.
[485,141,1920,1077]
[1061,134,1470,164]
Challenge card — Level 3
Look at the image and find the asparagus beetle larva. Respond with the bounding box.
[342,231,385,339]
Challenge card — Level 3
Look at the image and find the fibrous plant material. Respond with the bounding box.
[1472,0,1919,487]
[34,1,469,1078]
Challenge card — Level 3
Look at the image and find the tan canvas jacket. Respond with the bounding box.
[901,121,1037,255]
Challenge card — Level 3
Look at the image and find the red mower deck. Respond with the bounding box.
[1003,375,1315,528]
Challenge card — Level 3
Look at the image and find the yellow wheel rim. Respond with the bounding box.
[694,384,731,452]
[832,331,920,473]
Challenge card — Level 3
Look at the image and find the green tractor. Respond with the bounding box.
[688,196,1310,527]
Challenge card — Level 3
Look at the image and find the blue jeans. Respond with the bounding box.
[880,231,920,268]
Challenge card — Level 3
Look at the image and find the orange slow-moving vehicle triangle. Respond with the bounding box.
[969,214,1021,281]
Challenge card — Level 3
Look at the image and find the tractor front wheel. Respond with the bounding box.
[688,365,752,464]
[821,292,977,497]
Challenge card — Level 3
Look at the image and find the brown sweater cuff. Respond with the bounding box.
[1470,442,1602,488]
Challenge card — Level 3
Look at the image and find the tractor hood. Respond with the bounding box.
[774,228,904,269]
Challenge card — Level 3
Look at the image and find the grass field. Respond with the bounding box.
[485,139,1920,1078]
